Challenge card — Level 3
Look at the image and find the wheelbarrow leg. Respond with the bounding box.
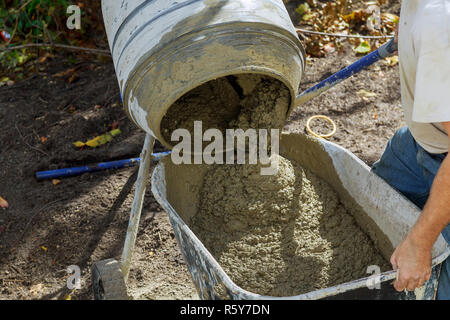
[120,133,155,281]
[92,134,155,300]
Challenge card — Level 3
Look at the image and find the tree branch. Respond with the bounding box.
[0,43,111,55]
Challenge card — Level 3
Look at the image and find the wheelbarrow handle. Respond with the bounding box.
[295,38,397,106]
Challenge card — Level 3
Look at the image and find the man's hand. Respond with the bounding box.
[391,234,432,291]
[390,122,450,292]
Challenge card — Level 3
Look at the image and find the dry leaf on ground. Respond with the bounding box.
[357,89,377,97]
[0,197,8,208]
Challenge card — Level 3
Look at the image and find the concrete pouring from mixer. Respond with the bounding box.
[101,0,305,149]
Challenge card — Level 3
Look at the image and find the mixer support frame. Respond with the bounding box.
[121,134,155,282]
[92,134,155,300]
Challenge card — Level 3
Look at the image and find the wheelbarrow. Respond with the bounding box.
[151,132,450,300]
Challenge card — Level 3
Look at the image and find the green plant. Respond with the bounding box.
[1,0,69,44]
[0,1,106,72]
[0,0,69,69]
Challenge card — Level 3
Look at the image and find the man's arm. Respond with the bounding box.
[391,122,450,291]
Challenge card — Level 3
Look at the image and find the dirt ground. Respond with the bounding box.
[0,2,403,300]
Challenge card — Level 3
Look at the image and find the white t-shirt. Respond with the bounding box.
[399,0,450,154]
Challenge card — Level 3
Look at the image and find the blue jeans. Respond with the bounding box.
[372,127,450,300]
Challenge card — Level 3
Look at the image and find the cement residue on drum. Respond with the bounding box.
[160,75,290,145]
[190,155,390,297]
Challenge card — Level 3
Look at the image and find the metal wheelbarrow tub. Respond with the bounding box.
[151,133,450,300]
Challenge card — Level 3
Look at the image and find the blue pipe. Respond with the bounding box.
[296,38,397,105]
[36,151,171,180]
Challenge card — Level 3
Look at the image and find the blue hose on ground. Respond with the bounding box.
[35,151,171,180]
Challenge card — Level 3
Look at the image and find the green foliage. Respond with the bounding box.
[0,0,69,43]
[0,48,31,69]
[0,0,70,69]
[0,1,106,72]
[296,3,310,16]
[354,40,371,54]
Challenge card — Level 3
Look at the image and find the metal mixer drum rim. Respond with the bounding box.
[122,22,305,147]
